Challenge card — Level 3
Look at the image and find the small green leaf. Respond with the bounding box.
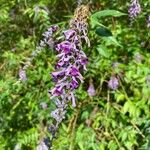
[123,101,130,114]
[116,94,125,102]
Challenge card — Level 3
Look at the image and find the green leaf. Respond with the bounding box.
[123,101,130,114]
[108,140,117,150]
[90,10,126,28]
[90,17,106,28]
[102,36,122,47]
[92,10,126,19]
[81,111,89,120]
[96,27,112,37]
[116,93,125,102]
[97,45,110,58]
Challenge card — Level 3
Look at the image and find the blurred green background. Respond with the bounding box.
[0,0,150,149]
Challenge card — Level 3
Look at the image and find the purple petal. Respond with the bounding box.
[63,29,76,40]
[70,79,79,89]
[70,66,79,76]
[56,41,73,54]
[80,57,88,65]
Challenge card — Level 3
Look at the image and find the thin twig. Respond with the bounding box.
[130,121,145,138]
[110,129,122,148]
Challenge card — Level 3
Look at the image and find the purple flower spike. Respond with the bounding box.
[49,5,90,127]
[128,0,141,22]
[108,77,119,90]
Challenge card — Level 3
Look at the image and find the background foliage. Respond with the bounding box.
[0,0,150,149]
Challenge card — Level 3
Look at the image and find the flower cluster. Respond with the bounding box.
[49,5,90,126]
[128,0,141,22]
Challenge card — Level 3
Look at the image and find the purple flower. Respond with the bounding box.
[108,77,119,90]
[42,25,58,48]
[128,0,141,22]
[69,66,79,76]
[80,57,88,65]
[51,70,65,82]
[63,29,76,40]
[51,108,66,123]
[87,82,96,97]
[43,25,58,38]
[42,31,52,38]
[19,69,27,81]
[70,79,79,89]
[56,41,73,54]
[52,86,63,96]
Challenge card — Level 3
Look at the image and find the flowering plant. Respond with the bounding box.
[0,0,150,150]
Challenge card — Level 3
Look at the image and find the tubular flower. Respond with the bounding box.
[49,5,90,126]
[128,0,141,22]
